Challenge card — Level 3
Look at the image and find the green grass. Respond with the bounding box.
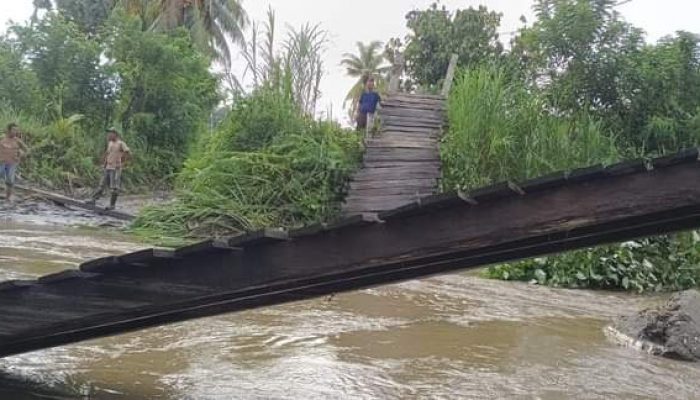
[442,67,700,293]
[131,88,362,241]
[441,67,620,192]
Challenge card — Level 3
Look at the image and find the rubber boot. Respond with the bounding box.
[106,192,118,211]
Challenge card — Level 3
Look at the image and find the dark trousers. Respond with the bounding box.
[92,169,122,200]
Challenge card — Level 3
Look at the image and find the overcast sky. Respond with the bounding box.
[2,0,699,122]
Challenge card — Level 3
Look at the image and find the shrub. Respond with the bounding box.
[484,234,700,293]
[442,67,700,293]
[441,67,620,192]
[131,89,362,241]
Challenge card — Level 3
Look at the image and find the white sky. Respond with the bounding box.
[2,0,699,122]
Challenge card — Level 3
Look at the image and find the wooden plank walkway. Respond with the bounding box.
[15,185,135,221]
[1,149,700,358]
[342,93,446,215]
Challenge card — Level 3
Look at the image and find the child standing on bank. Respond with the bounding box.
[356,77,381,138]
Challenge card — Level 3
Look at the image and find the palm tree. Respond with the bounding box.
[154,0,247,66]
[114,0,248,66]
[340,41,390,116]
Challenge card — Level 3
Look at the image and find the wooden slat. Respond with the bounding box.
[382,120,444,129]
[390,93,445,100]
[381,127,442,135]
[351,171,439,182]
[348,187,435,197]
[349,178,437,190]
[365,140,437,149]
[379,110,445,120]
[362,161,441,169]
[354,165,440,175]
[381,101,445,110]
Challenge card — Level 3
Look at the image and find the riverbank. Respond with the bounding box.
[0,191,167,228]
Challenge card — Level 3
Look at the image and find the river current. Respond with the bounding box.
[1,203,699,399]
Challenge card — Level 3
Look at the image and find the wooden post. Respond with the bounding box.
[388,52,405,94]
[441,54,459,97]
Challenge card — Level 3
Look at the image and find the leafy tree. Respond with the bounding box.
[341,41,390,115]
[513,0,700,154]
[399,2,503,88]
[55,0,113,34]
[621,32,700,152]
[514,0,644,112]
[0,38,43,114]
[106,12,218,168]
[114,0,248,65]
[9,14,115,124]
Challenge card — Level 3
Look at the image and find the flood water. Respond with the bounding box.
[1,202,700,399]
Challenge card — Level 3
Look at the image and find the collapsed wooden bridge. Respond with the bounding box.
[1,147,700,358]
[2,56,700,358]
[342,93,446,214]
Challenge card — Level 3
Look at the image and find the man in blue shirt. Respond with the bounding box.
[356,77,381,137]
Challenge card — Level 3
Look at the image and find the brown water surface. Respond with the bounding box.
[1,205,699,399]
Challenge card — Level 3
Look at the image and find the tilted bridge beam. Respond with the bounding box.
[0,149,699,357]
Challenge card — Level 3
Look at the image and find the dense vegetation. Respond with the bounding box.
[0,6,218,191]
[388,0,700,292]
[131,11,362,242]
[131,84,361,243]
[486,234,700,292]
[441,67,620,190]
[4,1,700,292]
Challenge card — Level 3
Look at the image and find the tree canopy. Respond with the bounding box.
[340,41,390,116]
[52,0,248,65]
[398,2,503,89]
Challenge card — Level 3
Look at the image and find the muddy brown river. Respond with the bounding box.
[1,202,700,399]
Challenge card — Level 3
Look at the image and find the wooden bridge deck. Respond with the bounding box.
[1,149,700,358]
[342,94,446,215]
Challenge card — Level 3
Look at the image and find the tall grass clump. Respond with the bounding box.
[441,67,700,293]
[131,87,362,241]
[441,67,620,191]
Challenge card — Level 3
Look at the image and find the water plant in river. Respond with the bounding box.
[485,233,700,293]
